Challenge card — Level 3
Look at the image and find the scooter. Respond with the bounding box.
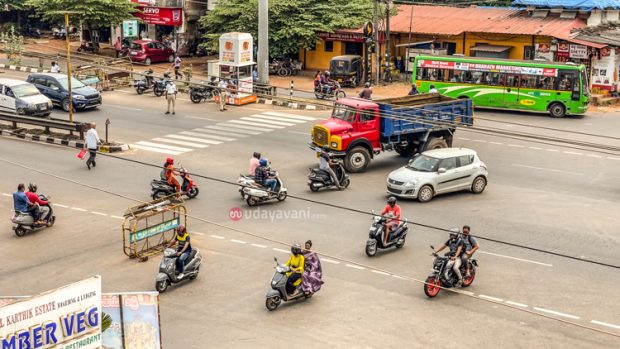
[134,69,155,95]
[189,82,218,103]
[242,170,287,206]
[152,73,172,97]
[265,257,314,311]
[307,160,350,192]
[155,248,203,293]
[11,195,56,237]
[151,166,199,200]
[237,174,255,199]
[424,245,478,298]
[314,81,346,100]
[365,212,408,257]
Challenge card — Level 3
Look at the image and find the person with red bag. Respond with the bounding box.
[85,122,100,170]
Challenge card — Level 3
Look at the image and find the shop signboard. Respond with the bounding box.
[123,20,138,37]
[569,44,588,59]
[0,277,102,349]
[135,6,183,26]
[592,48,617,88]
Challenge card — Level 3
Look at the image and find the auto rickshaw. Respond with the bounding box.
[329,55,363,87]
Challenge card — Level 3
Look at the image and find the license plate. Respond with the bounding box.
[131,52,137,55]
[337,79,343,82]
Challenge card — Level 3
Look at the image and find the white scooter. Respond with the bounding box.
[11,194,55,237]
[237,174,255,199]
[242,170,287,206]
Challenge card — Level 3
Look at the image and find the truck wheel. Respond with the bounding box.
[422,137,448,152]
[345,147,370,173]
[395,144,417,158]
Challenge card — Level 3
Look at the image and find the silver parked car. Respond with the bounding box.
[386,148,488,202]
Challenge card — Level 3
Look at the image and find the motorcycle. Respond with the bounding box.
[189,82,218,103]
[11,195,56,237]
[77,41,100,54]
[265,257,314,311]
[365,212,408,257]
[242,170,287,206]
[151,166,199,200]
[155,248,203,293]
[134,69,155,94]
[314,81,346,100]
[424,245,478,298]
[307,160,350,192]
[152,73,172,97]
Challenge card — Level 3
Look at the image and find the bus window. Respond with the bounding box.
[581,70,589,96]
[536,76,555,90]
[521,75,538,89]
[557,71,577,91]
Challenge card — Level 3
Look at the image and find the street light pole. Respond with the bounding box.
[64,13,74,123]
[257,0,269,85]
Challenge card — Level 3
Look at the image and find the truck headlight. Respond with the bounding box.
[331,142,337,148]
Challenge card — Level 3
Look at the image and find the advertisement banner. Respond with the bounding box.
[419,60,557,76]
[219,32,254,66]
[123,20,139,38]
[569,44,588,59]
[121,294,162,349]
[135,6,183,26]
[131,217,179,243]
[101,295,123,349]
[0,277,102,349]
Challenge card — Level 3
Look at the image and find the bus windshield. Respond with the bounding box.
[332,103,357,123]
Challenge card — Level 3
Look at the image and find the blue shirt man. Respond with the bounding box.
[13,184,29,212]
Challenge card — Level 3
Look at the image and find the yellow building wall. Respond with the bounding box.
[301,40,345,71]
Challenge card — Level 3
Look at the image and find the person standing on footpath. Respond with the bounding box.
[165,80,177,115]
[218,78,228,112]
[85,123,100,170]
[173,55,182,79]
[50,61,60,73]
[114,36,122,57]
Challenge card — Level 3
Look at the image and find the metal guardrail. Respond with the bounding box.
[0,112,88,139]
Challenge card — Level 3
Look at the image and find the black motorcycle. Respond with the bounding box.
[152,74,171,97]
[135,70,169,96]
[77,41,100,54]
[189,82,218,103]
[307,161,350,192]
[424,246,478,298]
[365,213,408,257]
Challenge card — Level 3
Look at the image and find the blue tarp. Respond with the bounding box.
[512,0,620,10]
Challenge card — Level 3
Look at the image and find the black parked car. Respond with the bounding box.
[26,73,101,112]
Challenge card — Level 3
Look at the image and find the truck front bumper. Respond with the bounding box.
[308,142,347,157]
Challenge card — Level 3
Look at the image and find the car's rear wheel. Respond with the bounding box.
[471,176,487,194]
[61,98,71,112]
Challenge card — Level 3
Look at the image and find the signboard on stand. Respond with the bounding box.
[123,20,138,37]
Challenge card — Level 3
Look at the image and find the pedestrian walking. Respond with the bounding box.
[165,80,178,115]
[173,55,182,79]
[50,61,60,73]
[218,78,228,112]
[114,36,122,57]
[85,123,100,170]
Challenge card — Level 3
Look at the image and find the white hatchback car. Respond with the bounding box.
[386,148,488,202]
[0,78,53,116]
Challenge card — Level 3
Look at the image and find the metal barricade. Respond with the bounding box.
[122,195,187,262]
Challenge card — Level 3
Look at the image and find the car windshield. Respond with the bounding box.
[57,77,86,89]
[131,43,142,51]
[332,103,356,123]
[12,84,41,98]
[406,154,441,172]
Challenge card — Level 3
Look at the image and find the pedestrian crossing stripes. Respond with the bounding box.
[129,111,316,155]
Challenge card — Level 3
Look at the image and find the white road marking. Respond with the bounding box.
[105,104,142,111]
[135,141,193,152]
[505,301,528,308]
[1,193,11,197]
[273,248,289,254]
[204,125,260,135]
[54,203,69,208]
[591,320,620,330]
[173,133,223,144]
[511,163,582,176]
[345,264,365,270]
[288,130,309,135]
[190,129,239,140]
[193,232,205,236]
[321,258,340,264]
[507,144,525,148]
[71,207,87,212]
[262,111,316,121]
[533,307,580,320]
[473,139,487,143]
[230,239,247,244]
[219,122,275,132]
[251,243,267,248]
[489,141,503,145]
[110,215,124,220]
[184,115,220,122]
[607,156,620,161]
[458,137,471,141]
[545,148,559,152]
[90,211,108,216]
[586,154,602,158]
[456,290,475,296]
[152,138,209,148]
[563,151,582,155]
[479,294,504,302]
[392,275,406,280]
[478,250,553,267]
[250,114,306,123]
[210,235,225,239]
[129,144,182,155]
[228,119,283,129]
[371,270,390,276]
[245,115,297,126]
[528,146,542,150]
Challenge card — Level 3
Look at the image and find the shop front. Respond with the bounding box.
[129,0,184,52]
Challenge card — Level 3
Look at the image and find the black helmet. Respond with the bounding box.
[28,182,37,192]
[387,196,397,206]
[449,228,459,239]
[253,152,261,159]
[322,145,330,152]
[291,243,301,255]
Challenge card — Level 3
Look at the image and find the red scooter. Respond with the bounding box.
[150,166,199,199]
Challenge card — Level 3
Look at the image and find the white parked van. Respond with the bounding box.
[0,78,53,117]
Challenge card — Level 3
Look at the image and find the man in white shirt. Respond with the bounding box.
[50,62,61,73]
[85,123,100,170]
[218,79,228,112]
[165,81,177,115]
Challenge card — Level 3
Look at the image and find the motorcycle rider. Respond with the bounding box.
[164,157,181,193]
[25,183,49,224]
[460,225,479,277]
[408,84,420,96]
[381,197,401,245]
[255,158,277,194]
[285,243,305,297]
[167,224,192,279]
[434,228,464,287]
[13,183,36,222]
[358,82,372,100]
[322,71,334,95]
[249,152,261,177]
[319,145,343,190]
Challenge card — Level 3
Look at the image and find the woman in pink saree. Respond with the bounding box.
[301,240,324,293]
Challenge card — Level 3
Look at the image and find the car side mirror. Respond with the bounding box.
[438,168,446,174]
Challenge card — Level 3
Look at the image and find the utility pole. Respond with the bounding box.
[373,0,379,84]
[64,13,73,123]
[385,0,391,82]
[257,0,269,85]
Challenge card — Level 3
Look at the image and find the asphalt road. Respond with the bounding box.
[1,69,619,348]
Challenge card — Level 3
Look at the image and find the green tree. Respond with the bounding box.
[0,0,27,10]
[2,26,24,65]
[199,0,374,58]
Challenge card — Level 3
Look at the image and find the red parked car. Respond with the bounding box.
[129,40,175,65]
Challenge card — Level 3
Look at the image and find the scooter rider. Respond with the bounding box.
[25,183,49,224]
[461,225,479,277]
[285,244,305,297]
[381,197,401,245]
[165,157,181,192]
[13,183,34,219]
[319,145,343,190]
[167,224,192,279]
[249,152,261,177]
[434,229,464,287]
[255,158,277,194]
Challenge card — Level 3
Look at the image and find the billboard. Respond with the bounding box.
[135,6,183,26]
[0,276,102,349]
[101,293,162,349]
[219,32,254,66]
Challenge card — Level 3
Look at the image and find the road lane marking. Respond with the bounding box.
[456,290,475,296]
[321,258,340,264]
[392,275,406,280]
[172,133,223,144]
[90,211,108,216]
[71,207,87,212]
[210,235,225,239]
[545,148,559,152]
[533,307,580,320]
[189,129,239,140]
[511,163,582,176]
[228,119,284,129]
[489,141,503,145]
[250,114,306,123]
[505,301,528,308]
[507,144,525,148]
[184,115,220,122]
[1,193,10,197]
[473,139,487,143]
[586,154,602,158]
[479,294,504,302]
[528,146,542,150]
[371,270,390,276]
[110,215,124,220]
[251,243,267,248]
[345,264,365,270]
[607,156,620,161]
[219,122,275,132]
[105,104,142,111]
[272,248,289,254]
[243,116,296,126]
[230,239,247,244]
[135,141,193,152]
[477,250,553,267]
[288,130,309,135]
[193,232,205,236]
[129,144,182,155]
[204,125,260,135]
[563,151,582,155]
[458,137,471,141]
[152,138,209,148]
[262,111,316,121]
[591,320,620,330]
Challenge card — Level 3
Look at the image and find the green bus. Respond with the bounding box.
[412,55,589,118]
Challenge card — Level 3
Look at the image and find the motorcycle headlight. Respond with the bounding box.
[271,280,277,287]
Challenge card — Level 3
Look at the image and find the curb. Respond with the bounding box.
[257,97,330,110]
[0,129,129,153]
[0,64,49,74]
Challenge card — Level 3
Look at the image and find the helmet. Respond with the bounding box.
[324,71,331,77]
[322,145,330,152]
[166,157,174,165]
[291,243,301,255]
[28,182,37,192]
[449,228,460,239]
[253,152,261,159]
[387,196,397,206]
[259,158,268,166]
[365,82,371,88]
